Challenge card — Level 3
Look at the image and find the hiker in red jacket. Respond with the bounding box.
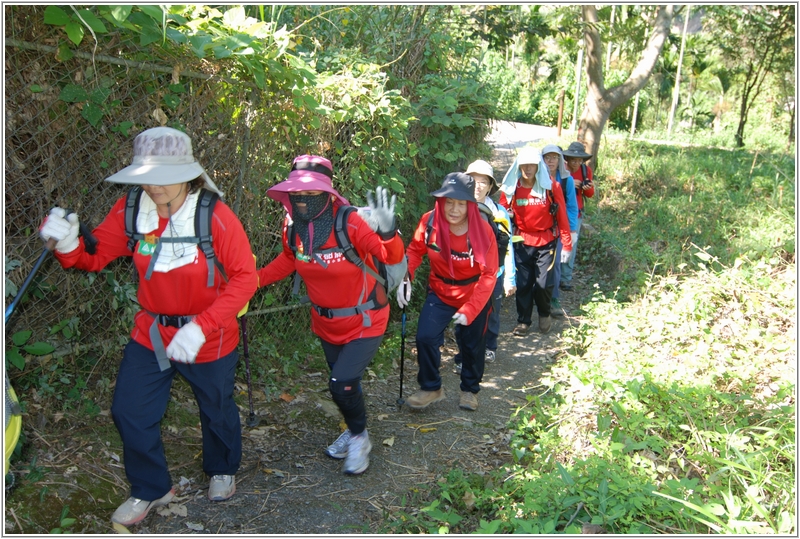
[397,172,498,412]
[39,127,258,526]
[257,155,404,476]
[560,141,595,291]
[498,146,572,335]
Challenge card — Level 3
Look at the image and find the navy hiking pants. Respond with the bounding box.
[111,340,241,502]
[416,290,492,395]
[454,275,503,359]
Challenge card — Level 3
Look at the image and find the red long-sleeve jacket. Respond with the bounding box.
[570,164,595,215]
[258,207,405,345]
[54,195,258,364]
[499,181,572,250]
[405,211,498,325]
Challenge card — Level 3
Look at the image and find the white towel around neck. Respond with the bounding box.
[135,191,200,273]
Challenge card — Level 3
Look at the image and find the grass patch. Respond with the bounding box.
[379,140,795,534]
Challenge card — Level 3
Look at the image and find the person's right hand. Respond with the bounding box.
[397,278,411,308]
[40,207,80,254]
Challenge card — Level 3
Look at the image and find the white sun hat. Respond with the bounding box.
[105,127,223,197]
[465,159,497,195]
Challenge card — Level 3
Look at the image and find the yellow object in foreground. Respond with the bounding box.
[4,381,22,475]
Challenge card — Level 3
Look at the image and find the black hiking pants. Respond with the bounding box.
[513,240,556,325]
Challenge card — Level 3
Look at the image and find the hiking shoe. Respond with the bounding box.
[539,316,552,333]
[405,388,445,410]
[459,392,478,411]
[512,323,529,336]
[560,282,573,291]
[485,350,496,363]
[453,362,463,375]
[208,475,235,502]
[111,488,175,526]
[551,298,564,317]
[325,429,352,459]
[343,430,372,475]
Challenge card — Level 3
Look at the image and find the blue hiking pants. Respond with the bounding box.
[111,340,241,502]
[561,216,582,284]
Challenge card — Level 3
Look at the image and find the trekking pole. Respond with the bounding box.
[5,213,97,325]
[5,239,56,325]
[396,304,407,409]
[239,315,260,427]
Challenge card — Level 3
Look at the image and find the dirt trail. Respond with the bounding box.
[138,121,583,535]
[8,122,592,535]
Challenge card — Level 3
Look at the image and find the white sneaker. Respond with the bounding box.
[208,475,235,501]
[485,350,496,363]
[325,429,352,459]
[343,430,372,475]
[111,488,175,526]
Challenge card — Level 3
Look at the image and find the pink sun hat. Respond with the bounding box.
[267,155,349,214]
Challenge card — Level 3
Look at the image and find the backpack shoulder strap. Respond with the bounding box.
[477,202,493,222]
[335,206,384,286]
[124,186,144,252]
[195,189,225,286]
[334,206,362,269]
[424,211,439,251]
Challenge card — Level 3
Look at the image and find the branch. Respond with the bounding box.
[607,5,674,105]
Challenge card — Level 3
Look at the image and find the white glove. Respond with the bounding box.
[166,321,206,364]
[40,207,80,253]
[560,248,571,264]
[365,186,397,238]
[397,278,411,308]
[570,231,578,247]
[452,312,468,325]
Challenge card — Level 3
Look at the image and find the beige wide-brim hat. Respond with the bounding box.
[465,159,498,195]
[105,127,223,197]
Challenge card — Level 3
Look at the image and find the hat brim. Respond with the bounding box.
[430,185,477,203]
[562,150,592,159]
[268,171,349,214]
[105,161,206,186]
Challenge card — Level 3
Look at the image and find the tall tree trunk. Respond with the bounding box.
[577,5,674,170]
[667,6,690,139]
[569,43,584,132]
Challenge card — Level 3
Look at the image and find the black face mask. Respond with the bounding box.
[289,193,334,256]
[289,194,329,222]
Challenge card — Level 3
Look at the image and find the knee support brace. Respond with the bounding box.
[329,378,366,433]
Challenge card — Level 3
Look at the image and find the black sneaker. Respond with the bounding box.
[559,282,573,291]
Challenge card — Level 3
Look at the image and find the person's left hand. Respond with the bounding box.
[560,248,571,264]
[452,312,468,325]
[366,186,397,239]
[166,321,206,363]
